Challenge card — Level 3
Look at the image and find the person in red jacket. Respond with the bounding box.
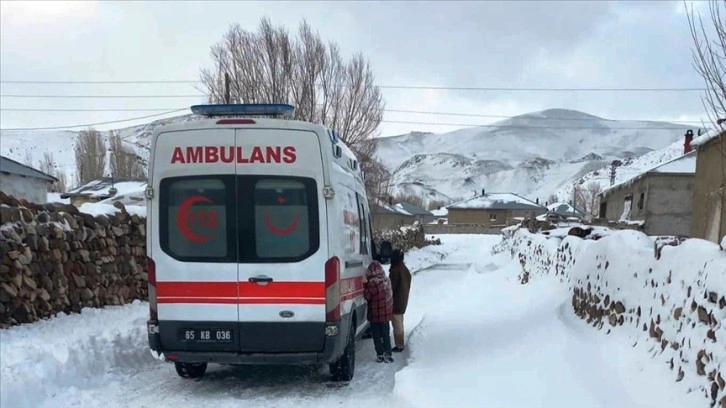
[364,261,394,363]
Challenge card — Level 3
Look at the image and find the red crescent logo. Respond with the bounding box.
[177,195,215,243]
[264,213,300,236]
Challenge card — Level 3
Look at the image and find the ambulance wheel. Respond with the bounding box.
[175,362,207,379]
[329,322,356,382]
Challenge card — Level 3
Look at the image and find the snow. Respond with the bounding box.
[645,151,696,174]
[507,228,726,406]
[1,233,716,407]
[691,129,722,148]
[430,207,448,217]
[78,202,147,218]
[448,192,543,210]
[46,192,70,204]
[68,179,147,198]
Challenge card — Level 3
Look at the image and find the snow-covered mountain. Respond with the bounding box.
[376,109,696,205]
[0,108,698,205]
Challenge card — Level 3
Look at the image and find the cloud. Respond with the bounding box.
[1,1,98,26]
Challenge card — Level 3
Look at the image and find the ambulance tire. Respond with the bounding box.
[174,362,208,379]
[329,321,356,382]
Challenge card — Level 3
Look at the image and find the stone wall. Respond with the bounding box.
[504,226,726,408]
[374,224,440,253]
[424,223,504,235]
[0,193,147,328]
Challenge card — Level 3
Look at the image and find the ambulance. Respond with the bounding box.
[145,103,392,382]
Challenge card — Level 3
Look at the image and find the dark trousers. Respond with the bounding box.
[370,322,392,356]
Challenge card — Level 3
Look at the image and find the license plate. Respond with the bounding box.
[179,328,233,343]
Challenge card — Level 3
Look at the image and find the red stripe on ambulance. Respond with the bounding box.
[170,146,296,164]
[156,277,363,305]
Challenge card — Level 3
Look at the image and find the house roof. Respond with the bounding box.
[0,155,58,182]
[547,202,587,218]
[600,151,696,198]
[692,129,724,148]
[61,177,147,199]
[394,202,433,217]
[447,192,546,211]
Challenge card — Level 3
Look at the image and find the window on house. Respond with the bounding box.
[637,193,645,210]
[489,213,497,221]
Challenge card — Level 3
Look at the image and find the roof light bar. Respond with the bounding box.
[190,103,295,118]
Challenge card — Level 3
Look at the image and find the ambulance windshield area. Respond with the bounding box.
[159,175,319,263]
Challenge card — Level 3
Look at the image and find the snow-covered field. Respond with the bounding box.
[1,234,712,407]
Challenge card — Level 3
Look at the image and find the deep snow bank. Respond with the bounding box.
[505,227,726,407]
[0,301,152,408]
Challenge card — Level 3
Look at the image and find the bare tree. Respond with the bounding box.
[687,0,726,210]
[574,182,602,215]
[427,199,448,211]
[54,171,68,193]
[547,193,559,206]
[199,17,387,200]
[109,131,146,179]
[74,127,107,186]
[22,151,33,167]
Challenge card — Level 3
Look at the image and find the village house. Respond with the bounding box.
[690,130,725,243]
[597,147,696,236]
[393,202,435,224]
[370,201,416,231]
[446,190,547,226]
[0,155,58,204]
[61,177,147,208]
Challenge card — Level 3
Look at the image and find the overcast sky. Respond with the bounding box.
[0,0,719,136]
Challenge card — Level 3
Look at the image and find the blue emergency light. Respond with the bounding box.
[190,103,295,118]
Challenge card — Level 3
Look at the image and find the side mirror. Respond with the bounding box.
[376,240,393,264]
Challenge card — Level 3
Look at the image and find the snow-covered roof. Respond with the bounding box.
[648,150,697,174]
[395,202,432,216]
[62,177,147,199]
[447,193,546,211]
[600,151,696,198]
[547,202,587,218]
[371,198,413,216]
[691,129,723,148]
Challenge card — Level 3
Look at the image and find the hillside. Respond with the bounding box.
[0,108,697,207]
[376,109,695,205]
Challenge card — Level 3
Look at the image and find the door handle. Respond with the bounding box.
[249,276,273,284]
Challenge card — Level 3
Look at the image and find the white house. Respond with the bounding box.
[0,155,58,204]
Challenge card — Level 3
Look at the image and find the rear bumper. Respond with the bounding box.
[147,318,350,365]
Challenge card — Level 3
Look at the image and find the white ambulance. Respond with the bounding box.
[145,103,392,382]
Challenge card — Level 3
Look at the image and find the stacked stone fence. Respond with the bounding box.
[504,226,726,407]
[0,192,147,328]
[424,223,504,235]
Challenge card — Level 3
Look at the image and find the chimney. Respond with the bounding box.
[684,129,694,154]
[388,196,393,206]
[481,188,485,196]
[536,198,540,204]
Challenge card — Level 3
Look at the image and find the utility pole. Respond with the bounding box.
[224,72,231,104]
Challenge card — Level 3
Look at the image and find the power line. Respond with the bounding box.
[0,82,709,92]
[1,117,701,132]
[0,107,711,125]
[1,109,187,131]
[1,94,205,98]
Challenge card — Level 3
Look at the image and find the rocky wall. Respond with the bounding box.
[505,226,726,407]
[0,193,147,328]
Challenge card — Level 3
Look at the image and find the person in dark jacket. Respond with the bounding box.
[389,249,411,352]
[364,261,394,363]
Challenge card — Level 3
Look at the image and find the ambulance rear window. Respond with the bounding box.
[160,174,319,263]
[159,176,236,262]
[253,178,313,259]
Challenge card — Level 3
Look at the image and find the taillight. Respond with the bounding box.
[325,256,341,322]
[216,119,256,125]
[147,257,158,321]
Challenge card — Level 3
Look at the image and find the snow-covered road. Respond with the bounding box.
[1,235,705,407]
